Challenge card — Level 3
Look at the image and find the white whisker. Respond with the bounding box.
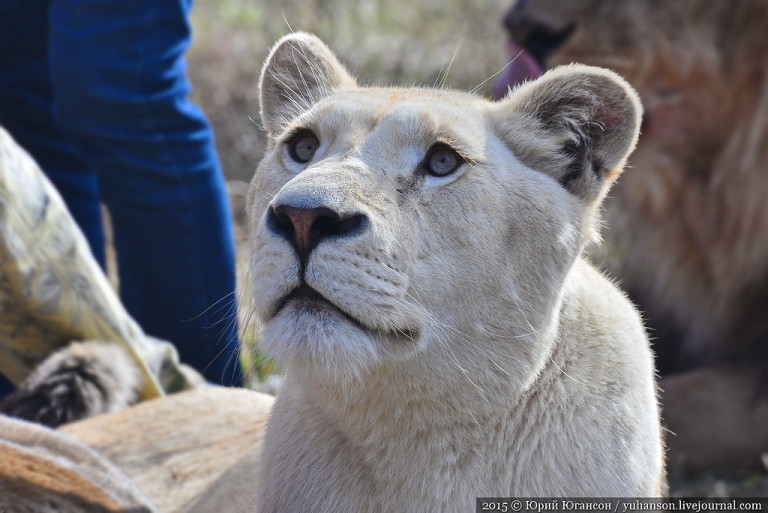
[439,28,468,90]
[469,49,524,96]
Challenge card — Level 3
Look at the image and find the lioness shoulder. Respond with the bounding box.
[248,33,664,511]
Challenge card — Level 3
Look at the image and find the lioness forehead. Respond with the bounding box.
[341,86,484,108]
[291,87,489,160]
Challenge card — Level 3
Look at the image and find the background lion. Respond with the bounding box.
[496,0,768,473]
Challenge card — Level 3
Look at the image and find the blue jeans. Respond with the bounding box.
[0,0,242,389]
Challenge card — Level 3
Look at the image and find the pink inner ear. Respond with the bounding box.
[593,103,624,130]
[492,42,543,100]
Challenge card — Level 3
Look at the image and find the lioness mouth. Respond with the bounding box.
[283,283,326,304]
[275,283,336,314]
[273,284,421,342]
[273,283,367,329]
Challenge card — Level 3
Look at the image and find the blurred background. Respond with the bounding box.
[187,0,768,498]
[188,0,508,184]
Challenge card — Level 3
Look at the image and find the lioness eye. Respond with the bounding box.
[424,145,463,177]
[288,132,319,163]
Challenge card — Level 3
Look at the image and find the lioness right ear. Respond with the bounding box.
[491,65,642,204]
[259,32,357,137]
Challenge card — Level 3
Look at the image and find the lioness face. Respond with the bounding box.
[249,34,641,381]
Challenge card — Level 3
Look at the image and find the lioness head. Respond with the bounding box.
[248,33,641,384]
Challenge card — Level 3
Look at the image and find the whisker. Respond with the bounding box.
[469,49,524,96]
[281,12,294,33]
[439,28,468,90]
[183,291,237,321]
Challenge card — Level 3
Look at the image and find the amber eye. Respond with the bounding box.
[424,145,463,177]
[288,132,319,163]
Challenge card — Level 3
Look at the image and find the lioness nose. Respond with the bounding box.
[503,3,575,64]
[267,205,367,262]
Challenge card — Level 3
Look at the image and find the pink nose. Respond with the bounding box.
[267,205,367,263]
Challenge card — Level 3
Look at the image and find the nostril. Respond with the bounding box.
[314,213,367,239]
[507,19,576,64]
[503,0,532,32]
[267,204,368,262]
[523,23,575,63]
[503,1,576,66]
[266,206,295,240]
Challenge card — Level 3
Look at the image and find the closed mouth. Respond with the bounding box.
[282,283,327,304]
[272,283,365,328]
[271,283,421,341]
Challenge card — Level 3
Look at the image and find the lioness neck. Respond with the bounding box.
[292,294,566,434]
[258,263,662,512]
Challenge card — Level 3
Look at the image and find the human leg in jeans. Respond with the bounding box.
[11,0,241,386]
[0,0,106,265]
[0,0,106,397]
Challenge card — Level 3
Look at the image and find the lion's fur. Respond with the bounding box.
[508,0,768,370]
[1,386,273,512]
[249,33,663,511]
[61,387,273,513]
[503,0,768,471]
[0,415,155,512]
[0,341,143,427]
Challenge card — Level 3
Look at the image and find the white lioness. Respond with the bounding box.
[249,33,664,511]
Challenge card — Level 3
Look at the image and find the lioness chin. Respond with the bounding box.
[249,33,664,511]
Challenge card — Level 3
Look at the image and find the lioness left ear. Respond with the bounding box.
[491,65,642,203]
[259,32,357,137]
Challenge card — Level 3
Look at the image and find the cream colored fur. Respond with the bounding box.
[249,33,664,511]
[0,415,156,512]
[61,387,273,513]
[2,386,273,512]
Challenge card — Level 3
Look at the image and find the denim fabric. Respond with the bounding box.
[0,0,242,388]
